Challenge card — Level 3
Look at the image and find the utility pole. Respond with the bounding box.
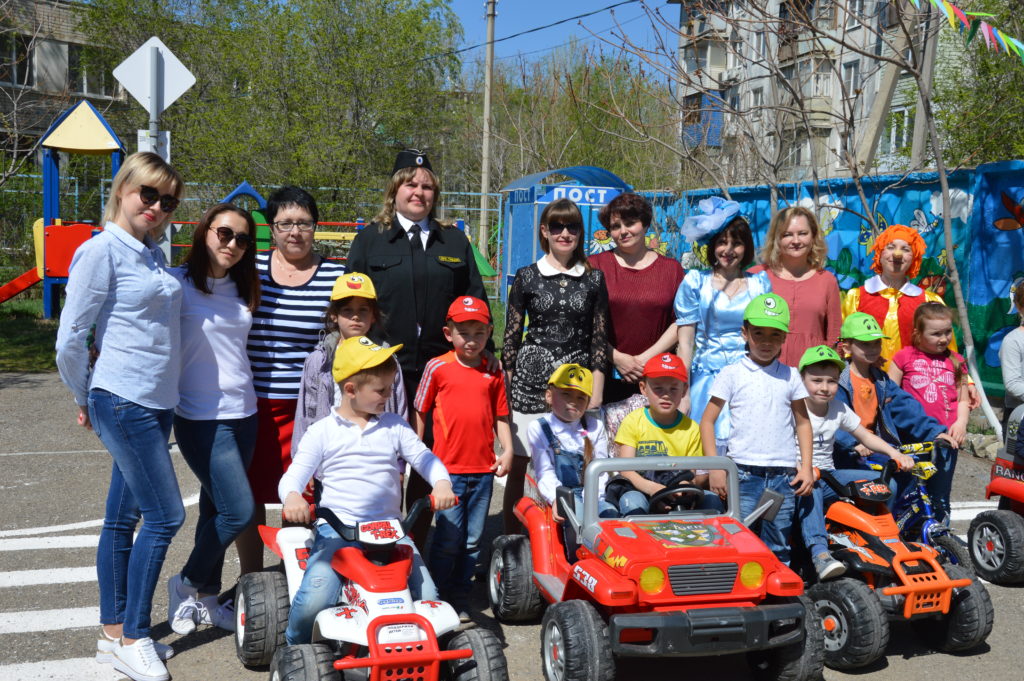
[477,0,497,258]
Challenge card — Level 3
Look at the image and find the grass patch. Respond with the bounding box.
[0,298,58,372]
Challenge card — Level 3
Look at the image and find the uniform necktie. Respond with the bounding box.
[409,224,427,328]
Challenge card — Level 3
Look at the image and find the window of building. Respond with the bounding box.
[846,0,865,28]
[0,32,33,87]
[68,44,113,97]
[751,87,764,111]
[754,31,767,57]
[708,41,727,69]
[683,93,702,126]
[879,106,914,155]
[842,60,860,97]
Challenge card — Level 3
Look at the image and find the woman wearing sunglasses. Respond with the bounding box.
[501,197,610,531]
[164,203,260,636]
[56,152,185,681]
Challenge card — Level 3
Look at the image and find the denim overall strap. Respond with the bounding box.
[540,418,585,489]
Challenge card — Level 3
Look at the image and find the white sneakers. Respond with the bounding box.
[111,637,170,681]
[168,574,199,635]
[168,573,236,633]
[96,630,174,664]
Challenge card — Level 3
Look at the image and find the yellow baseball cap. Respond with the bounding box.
[331,273,377,301]
[332,336,402,383]
[547,363,593,397]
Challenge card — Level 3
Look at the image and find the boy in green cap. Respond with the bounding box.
[795,345,913,580]
[832,312,957,519]
[700,293,813,564]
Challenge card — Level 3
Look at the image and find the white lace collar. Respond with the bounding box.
[863,274,922,296]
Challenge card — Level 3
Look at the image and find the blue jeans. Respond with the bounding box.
[797,470,873,556]
[286,523,437,645]
[927,445,958,524]
[89,389,185,639]
[428,473,492,600]
[173,414,257,594]
[737,464,797,564]
[618,489,724,516]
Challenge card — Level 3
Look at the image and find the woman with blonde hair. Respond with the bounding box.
[56,152,185,681]
[756,204,841,366]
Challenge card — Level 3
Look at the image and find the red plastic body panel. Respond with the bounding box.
[258,525,284,559]
[987,457,1024,503]
[0,269,41,304]
[44,223,98,276]
[331,545,413,592]
[333,612,471,681]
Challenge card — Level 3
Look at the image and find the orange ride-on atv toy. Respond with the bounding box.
[488,456,824,681]
[235,498,508,681]
[968,423,1024,583]
[807,465,993,671]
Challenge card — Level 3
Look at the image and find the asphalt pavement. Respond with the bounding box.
[1,371,1021,681]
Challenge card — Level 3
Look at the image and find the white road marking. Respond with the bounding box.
[0,566,96,588]
[950,500,998,522]
[0,493,200,537]
[0,607,100,634]
[0,449,109,457]
[0,535,100,552]
[0,657,127,680]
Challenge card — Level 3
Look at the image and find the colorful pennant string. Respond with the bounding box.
[895,1,1017,62]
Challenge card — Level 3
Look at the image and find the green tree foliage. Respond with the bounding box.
[76,0,462,196]
[934,0,1024,166]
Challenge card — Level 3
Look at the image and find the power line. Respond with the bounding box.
[421,0,642,62]
[492,12,649,62]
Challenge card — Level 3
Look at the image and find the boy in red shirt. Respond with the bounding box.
[414,296,513,619]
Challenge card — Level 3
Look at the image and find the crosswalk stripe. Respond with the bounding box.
[0,657,127,680]
[0,567,96,588]
[0,535,99,552]
[0,607,100,635]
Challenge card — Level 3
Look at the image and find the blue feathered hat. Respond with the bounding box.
[680,197,742,244]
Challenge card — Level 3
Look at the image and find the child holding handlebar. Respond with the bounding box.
[279,336,456,645]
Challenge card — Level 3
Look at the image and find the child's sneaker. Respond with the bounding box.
[96,630,174,664]
[194,595,236,632]
[112,637,170,681]
[813,552,846,581]
[167,574,199,635]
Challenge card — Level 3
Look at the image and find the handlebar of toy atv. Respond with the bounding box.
[402,494,459,536]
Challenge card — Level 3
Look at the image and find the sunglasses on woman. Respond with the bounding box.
[214,227,253,249]
[138,185,180,213]
[547,221,583,236]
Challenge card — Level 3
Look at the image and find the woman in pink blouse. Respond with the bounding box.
[756,205,841,366]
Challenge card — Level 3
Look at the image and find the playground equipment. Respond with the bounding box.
[0,101,125,317]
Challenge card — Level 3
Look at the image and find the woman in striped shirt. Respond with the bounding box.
[237,186,345,574]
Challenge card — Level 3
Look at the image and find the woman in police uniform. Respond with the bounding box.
[347,150,490,547]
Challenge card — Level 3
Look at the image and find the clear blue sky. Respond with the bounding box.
[449,0,682,65]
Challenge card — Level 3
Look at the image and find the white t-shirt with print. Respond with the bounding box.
[806,400,861,470]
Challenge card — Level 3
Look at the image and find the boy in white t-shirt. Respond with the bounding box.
[700,294,813,564]
[279,336,457,645]
[796,345,914,580]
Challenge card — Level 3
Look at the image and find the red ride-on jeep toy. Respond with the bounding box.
[809,464,993,671]
[968,415,1024,583]
[488,456,824,681]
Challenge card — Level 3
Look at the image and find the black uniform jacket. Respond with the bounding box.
[346,219,488,378]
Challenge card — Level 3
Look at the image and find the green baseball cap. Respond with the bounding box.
[743,293,790,332]
[798,345,846,372]
[840,312,890,341]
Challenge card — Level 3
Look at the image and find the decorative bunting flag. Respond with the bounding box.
[895,0,1018,63]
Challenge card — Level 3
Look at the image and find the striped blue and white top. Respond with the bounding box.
[247,251,346,400]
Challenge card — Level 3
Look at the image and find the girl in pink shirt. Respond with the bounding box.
[888,302,970,444]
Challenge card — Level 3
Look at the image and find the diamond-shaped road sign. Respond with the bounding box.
[113,37,195,115]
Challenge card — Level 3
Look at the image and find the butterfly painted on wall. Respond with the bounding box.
[994,192,1024,231]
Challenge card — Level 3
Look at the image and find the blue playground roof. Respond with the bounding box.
[499,165,632,192]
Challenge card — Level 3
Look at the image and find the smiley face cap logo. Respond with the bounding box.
[331,273,378,301]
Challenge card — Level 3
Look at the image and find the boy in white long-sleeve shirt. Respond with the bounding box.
[279,336,456,645]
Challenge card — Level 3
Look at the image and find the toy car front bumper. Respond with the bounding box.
[608,602,805,657]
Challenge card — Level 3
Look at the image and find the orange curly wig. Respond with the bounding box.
[870,224,926,279]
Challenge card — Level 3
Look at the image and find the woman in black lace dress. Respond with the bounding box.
[501,198,610,531]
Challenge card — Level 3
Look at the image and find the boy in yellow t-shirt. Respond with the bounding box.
[610,353,721,515]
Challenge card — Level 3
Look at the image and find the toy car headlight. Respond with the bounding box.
[639,567,667,595]
[739,561,765,589]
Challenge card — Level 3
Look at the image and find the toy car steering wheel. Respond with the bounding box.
[648,483,705,513]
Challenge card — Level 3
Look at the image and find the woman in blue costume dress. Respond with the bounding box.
[675,197,770,454]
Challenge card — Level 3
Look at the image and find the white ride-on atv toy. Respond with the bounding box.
[235,497,509,681]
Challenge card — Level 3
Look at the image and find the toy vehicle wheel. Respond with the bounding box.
[540,600,614,681]
[806,578,888,670]
[968,510,1024,583]
[747,595,825,681]
[444,627,510,681]
[929,530,974,574]
[489,535,543,622]
[269,644,340,681]
[910,564,994,652]
[236,570,289,667]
